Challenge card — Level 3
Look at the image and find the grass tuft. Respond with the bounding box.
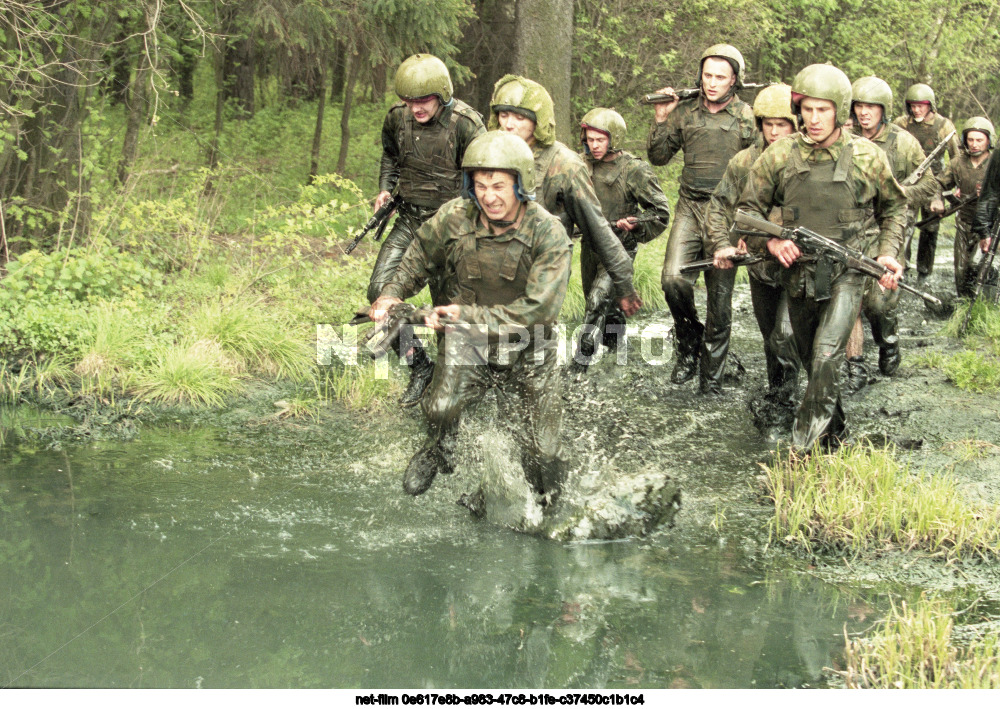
[132,341,243,407]
[764,443,1000,558]
[313,363,402,412]
[842,595,1000,688]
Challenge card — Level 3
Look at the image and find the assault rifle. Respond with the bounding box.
[900,130,956,186]
[733,209,943,308]
[345,193,404,255]
[679,252,765,274]
[640,82,774,105]
[959,218,1000,336]
[915,195,977,229]
[612,211,665,249]
[349,303,436,359]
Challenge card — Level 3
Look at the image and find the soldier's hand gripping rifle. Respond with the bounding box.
[733,209,943,308]
[612,211,665,250]
[640,83,774,104]
[915,195,977,229]
[679,252,765,274]
[959,218,1000,336]
[349,303,436,359]
[345,193,404,255]
[900,130,956,187]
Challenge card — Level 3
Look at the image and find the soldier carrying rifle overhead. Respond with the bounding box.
[737,64,908,452]
[366,54,485,408]
[646,43,758,390]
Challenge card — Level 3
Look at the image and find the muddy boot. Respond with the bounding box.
[399,347,434,408]
[602,310,626,352]
[878,344,901,376]
[843,356,871,396]
[402,442,452,496]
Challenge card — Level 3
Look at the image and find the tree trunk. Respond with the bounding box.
[513,0,574,144]
[336,51,364,175]
[117,55,149,185]
[208,43,226,173]
[330,42,346,102]
[455,0,516,117]
[370,62,387,103]
[309,56,329,183]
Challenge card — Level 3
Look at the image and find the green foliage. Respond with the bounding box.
[843,595,1000,688]
[765,443,1000,558]
[132,340,243,408]
[942,351,1000,393]
[1,247,157,303]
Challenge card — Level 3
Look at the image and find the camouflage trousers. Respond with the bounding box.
[421,336,565,496]
[788,272,865,450]
[748,276,799,401]
[953,215,980,297]
[660,196,711,355]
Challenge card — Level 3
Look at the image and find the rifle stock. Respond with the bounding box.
[901,130,956,186]
[640,82,774,105]
[915,196,977,228]
[679,252,764,274]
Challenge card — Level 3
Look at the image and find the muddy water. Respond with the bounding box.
[2,237,997,688]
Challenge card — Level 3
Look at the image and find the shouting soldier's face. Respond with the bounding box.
[701,57,736,104]
[404,96,441,124]
[800,97,839,147]
[853,102,884,135]
[585,129,611,161]
[474,170,520,223]
[497,111,537,147]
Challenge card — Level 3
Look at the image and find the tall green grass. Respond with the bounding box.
[842,595,1000,688]
[133,341,243,407]
[765,443,1000,558]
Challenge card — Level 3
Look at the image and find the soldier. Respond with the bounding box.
[738,64,907,451]
[973,144,1000,245]
[370,131,572,500]
[843,76,938,392]
[931,117,995,297]
[646,44,757,386]
[709,83,800,415]
[368,54,486,407]
[570,108,671,375]
[893,83,959,283]
[487,76,643,325]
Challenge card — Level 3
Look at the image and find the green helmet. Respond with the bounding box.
[752,83,796,130]
[904,83,936,115]
[791,64,853,126]
[394,54,453,103]
[488,75,556,147]
[580,108,627,153]
[699,44,745,88]
[851,76,893,124]
[962,116,995,152]
[461,131,536,203]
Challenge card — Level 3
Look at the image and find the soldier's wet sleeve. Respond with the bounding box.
[872,160,909,258]
[379,212,441,300]
[454,112,488,161]
[458,224,572,338]
[933,161,956,201]
[737,149,783,253]
[705,158,745,253]
[627,160,671,243]
[943,119,960,161]
[646,111,683,166]
[564,164,636,298]
[379,111,402,194]
[973,150,1000,237]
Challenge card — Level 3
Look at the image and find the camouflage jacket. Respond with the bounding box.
[646,96,757,201]
[378,99,486,209]
[852,123,938,209]
[381,198,571,341]
[973,149,1000,238]
[892,113,959,176]
[584,150,671,247]
[534,141,636,298]
[739,131,908,297]
[936,150,992,223]
[706,142,783,284]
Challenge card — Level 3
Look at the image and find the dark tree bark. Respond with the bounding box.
[330,42,346,102]
[336,51,364,175]
[454,0,516,117]
[309,56,329,183]
[513,0,574,144]
[117,54,149,185]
